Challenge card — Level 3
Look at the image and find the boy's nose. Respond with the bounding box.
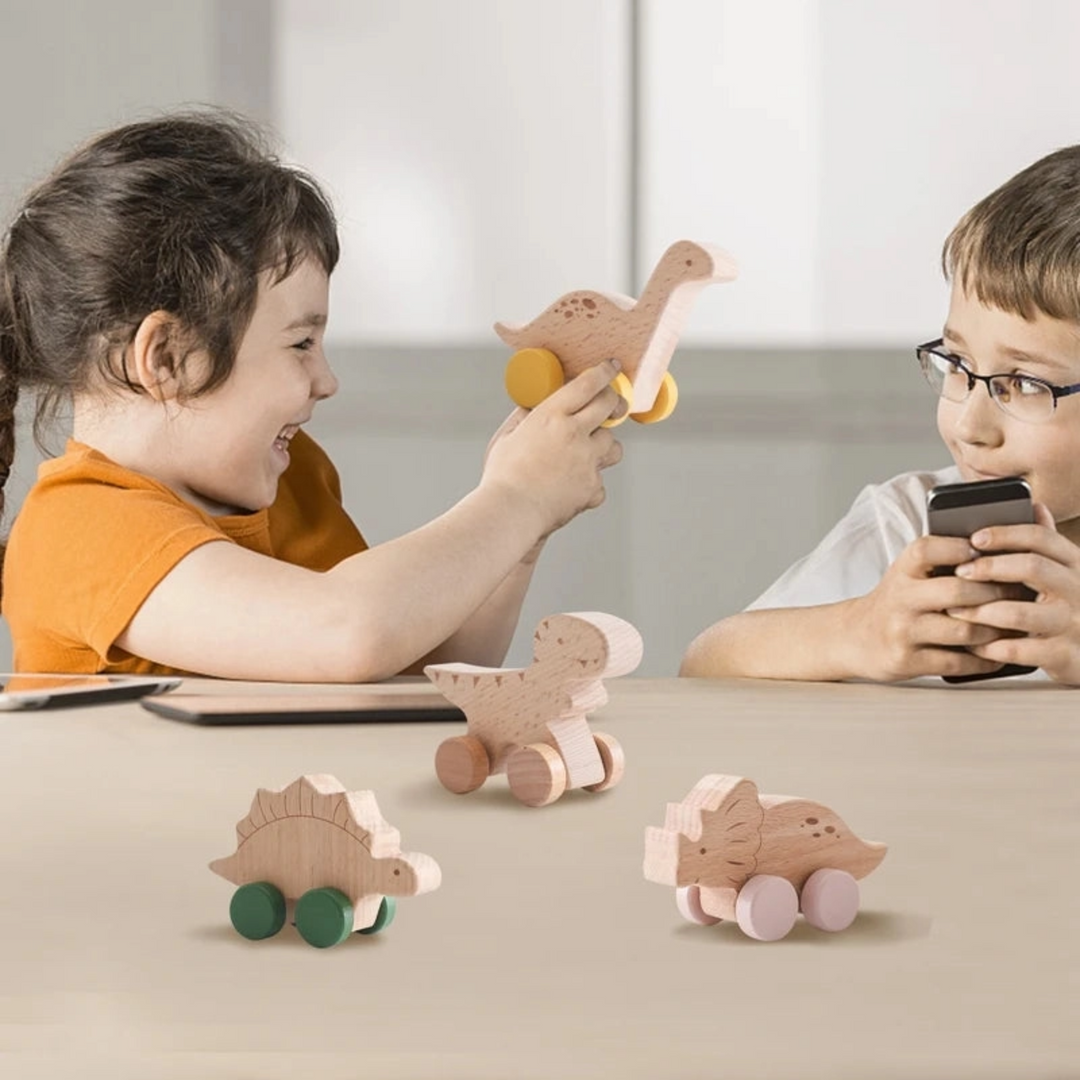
[949,383,1004,445]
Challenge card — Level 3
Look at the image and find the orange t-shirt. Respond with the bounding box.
[2,430,367,675]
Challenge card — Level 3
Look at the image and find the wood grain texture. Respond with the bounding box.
[496,239,737,414]
[645,773,886,937]
[426,612,643,805]
[210,774,441,932]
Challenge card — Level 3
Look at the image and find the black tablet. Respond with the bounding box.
[141,690,465,725]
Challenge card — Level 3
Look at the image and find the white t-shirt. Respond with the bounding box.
[747,466,961,610]
[745,465,1051,681]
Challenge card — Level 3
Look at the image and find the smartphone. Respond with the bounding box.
[926,476,1036,683]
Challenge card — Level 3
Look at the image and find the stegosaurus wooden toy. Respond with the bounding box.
[210,774,441,948]
[496,239,737,426]
[425,612,643,806]
[644,774,887,941]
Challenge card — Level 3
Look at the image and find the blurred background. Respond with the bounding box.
[3,0,1080,674]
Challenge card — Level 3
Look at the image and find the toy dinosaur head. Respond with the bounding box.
[644,775,764,889]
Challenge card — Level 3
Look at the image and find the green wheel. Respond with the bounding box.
[229,881,287,941]
[295,887,354,949]
[357,895,397,935]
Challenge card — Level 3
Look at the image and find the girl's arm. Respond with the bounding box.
[116,365,621,682]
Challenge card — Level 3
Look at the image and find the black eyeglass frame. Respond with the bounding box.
[916,338,1080,416]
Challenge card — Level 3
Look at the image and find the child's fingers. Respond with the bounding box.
[903,535,979,576]
[968,521,1076,565]
[543,359,622,417]
[956,550,1075,599]
[921,612,1004,649]
[592,431,623,469]
[922,647,1012,679]
[947,596,1070,638]
[1034,501,1057,531]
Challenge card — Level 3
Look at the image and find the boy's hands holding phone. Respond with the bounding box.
[847,535,1026,682]
[480,359,625,542]
[947,503,1080,684]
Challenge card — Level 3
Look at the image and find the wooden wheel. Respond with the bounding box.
[295,887,354,949]
[229,881,286,941]
[506,742,568,807]
[631,372,678,424]
[357,895,397,935]
[582,731,624,793]
[505,348,565,408]
[601,371,635,428]
[435,734,490,794]
[734,875,798,942]
[675,885,722,926]
[799,868,859,932]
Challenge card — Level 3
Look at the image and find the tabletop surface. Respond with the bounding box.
[0,674,1076,1079]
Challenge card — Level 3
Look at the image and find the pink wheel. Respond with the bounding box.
[734,875,798,941]
[675,885,721,926]
[800,868,859,932]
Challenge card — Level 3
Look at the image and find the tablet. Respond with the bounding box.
[0,673,183,710]
[140,690,466,725]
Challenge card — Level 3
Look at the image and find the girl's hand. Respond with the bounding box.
[948,503,1080,684]
[846,534,1025,682]
[480,360,625,539]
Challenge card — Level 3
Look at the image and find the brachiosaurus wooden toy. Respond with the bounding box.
[210,775,441,948]
[644,774,887,941]
[425,612,643,807]
[496,239,737,426]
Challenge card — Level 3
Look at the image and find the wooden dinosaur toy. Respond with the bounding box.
[425,612,643,807]
[210,774,441,948]
[495,239,737,427]
[644,774,887,941]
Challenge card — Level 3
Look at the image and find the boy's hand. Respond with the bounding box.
[480,360,625,539]
[847,534,1025,681]
[946,503,1080,684]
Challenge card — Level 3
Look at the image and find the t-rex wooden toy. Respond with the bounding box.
[210,774,441,948]
[644,774,887,941]
[496,239,737,426]
[425,612,643,807]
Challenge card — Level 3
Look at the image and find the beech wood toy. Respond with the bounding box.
[210,774,441,948]
[644,774,887,941]
[495,239,737,426]
[425,612,643,807]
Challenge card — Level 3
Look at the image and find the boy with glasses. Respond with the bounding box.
[681,146,1080,685]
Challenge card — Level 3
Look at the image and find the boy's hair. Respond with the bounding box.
[943,145,1080,322]
[0,108,339,569]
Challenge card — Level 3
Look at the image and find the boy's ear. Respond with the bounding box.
[130,311,186,401]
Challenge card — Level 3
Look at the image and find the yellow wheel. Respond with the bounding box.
[505,348,565,409]
[630,372,678,424]
[601,371,635,428]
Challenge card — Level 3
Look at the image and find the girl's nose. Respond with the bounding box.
[312,354,339,401]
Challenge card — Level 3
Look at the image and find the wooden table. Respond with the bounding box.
[1,676,1076,1078]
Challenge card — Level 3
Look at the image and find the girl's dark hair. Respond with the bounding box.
[0,108,339,577]
[943,145,1080,321]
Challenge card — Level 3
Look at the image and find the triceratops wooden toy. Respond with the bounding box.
[644,774,887,941]
[426,612,643,807]
[211,774,441,948]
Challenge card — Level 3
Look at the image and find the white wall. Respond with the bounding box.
[274,0,631,344]
[641,0,1080,345]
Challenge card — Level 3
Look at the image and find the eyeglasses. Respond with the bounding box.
[916,339,1080,423]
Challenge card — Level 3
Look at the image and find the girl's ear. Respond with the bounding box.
[130,311,186,401]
